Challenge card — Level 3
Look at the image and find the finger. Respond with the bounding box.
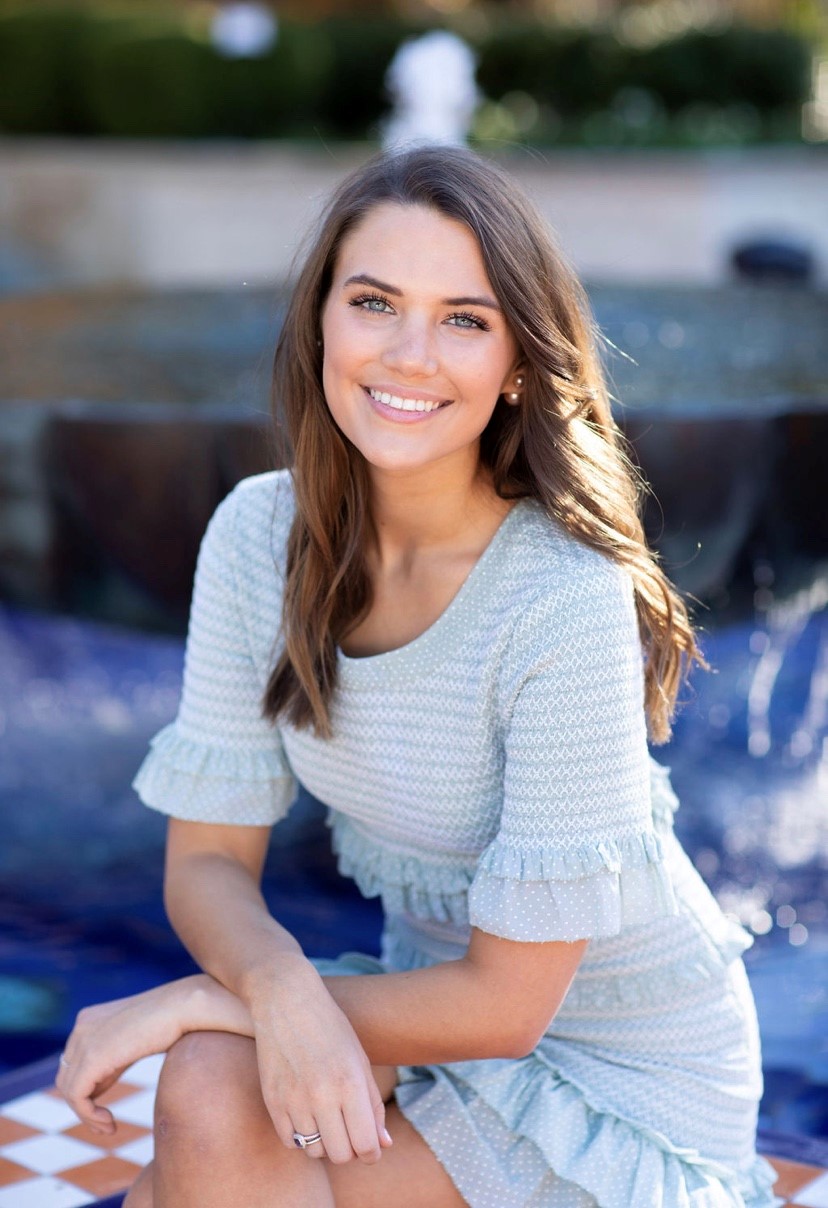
[269,1106,299,1151]
[62,1076,116,1131]
[289,1118,327,1161]
[82,1105,116,1134]
[374,1100,393,1150]
[313,1107,354,1166]
[69,1094,115,1131]
[369,1075,393,1150]
[341,1097,383,1166]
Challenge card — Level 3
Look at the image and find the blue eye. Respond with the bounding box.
[349,292,392,314]
[447,311,490,332]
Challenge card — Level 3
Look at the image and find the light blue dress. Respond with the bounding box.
[133,471,779,1208]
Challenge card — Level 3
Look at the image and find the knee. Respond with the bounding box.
[155,1031,265,1149]
[122,1163,153,1208]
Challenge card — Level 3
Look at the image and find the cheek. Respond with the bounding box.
[461,354,511,399]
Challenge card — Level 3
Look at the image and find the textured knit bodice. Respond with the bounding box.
[133,471,777,1208]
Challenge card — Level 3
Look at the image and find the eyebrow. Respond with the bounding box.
[343,273,502,312]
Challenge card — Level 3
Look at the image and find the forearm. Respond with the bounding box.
[187,960,520,1066]
[319,932,586,1066]
[164,851,310,1000]
[321,961,527,1066]
[182,974,256,1038]
[165,847,578,1068]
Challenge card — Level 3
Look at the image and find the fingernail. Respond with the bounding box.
[383,1127,393,1144]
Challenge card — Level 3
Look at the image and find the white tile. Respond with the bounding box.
[1,1091,78,1132]
[116,1132,154,1166]
[0,1133,103,1176]
[111,1089,156,1128]
[124,1053,164,1087]
[794,1172,828,1207]
[0,1177,95,1207]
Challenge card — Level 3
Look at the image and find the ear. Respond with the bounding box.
[502,369,526,406]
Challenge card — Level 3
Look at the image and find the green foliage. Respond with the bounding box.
[0,4,814,145]
[311,16,422,139]
[207,25,332,138]
[0,7,95,133]
[78,24,215,137]
[631,26,810,112]
[476,23,627,117]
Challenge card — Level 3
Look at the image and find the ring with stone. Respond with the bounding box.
[293,1130,323,1149]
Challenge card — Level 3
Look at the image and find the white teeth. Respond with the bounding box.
[368,388,444,413]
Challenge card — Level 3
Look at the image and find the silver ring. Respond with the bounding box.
[293,1130,322,1149]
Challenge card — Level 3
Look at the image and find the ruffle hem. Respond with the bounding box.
[132,722,296,824]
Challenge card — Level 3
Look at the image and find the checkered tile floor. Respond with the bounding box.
[0,1054,160,1207]
[0,1054,826,1207]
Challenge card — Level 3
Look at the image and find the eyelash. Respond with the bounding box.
[348,292,491,332]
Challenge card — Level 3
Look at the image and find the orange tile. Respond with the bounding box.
[61,1154,143,1196]
[64,1119,151,1150]
[0,1155,38,1187]
[768,1157,827,1198]
[0,1117,38,1145]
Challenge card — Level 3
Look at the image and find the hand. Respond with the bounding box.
[56,978,203,1132]
[247,959,393,1166]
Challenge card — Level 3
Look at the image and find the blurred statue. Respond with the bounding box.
[383,31,479,150]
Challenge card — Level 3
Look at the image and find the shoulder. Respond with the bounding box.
[194,471,294,672]
[506,500,635,627]
[205,469,295,570]
[497,504,645,720]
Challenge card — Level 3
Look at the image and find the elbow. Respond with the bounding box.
[500,1031,544,1061]
[495,1013,559,1061]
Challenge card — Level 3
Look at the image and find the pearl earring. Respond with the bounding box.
[506,374,524,404]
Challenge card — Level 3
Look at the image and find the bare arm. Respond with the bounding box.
[321,929,587,1065]
[60,817,584,1160]
[164,818,586,1065]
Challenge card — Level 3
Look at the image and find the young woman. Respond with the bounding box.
[57,146,778,1208]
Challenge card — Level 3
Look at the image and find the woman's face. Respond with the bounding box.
[320,202,522,480]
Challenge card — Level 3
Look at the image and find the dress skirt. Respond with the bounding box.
[312,920,780,1208]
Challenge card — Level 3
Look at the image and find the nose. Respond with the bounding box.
[380,313,439,379]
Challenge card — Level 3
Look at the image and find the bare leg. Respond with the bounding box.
[138,1031,465,1208]
[122,1163,153,1208]
[151,1031,334,1208]
[328,1102,468,1208]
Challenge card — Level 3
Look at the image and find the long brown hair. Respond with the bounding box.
[265,145,704,743]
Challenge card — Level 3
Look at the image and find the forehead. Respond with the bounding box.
[332,202,492,290]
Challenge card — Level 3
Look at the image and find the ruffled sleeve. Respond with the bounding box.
[468,552,677,942]
[132,482,297,826]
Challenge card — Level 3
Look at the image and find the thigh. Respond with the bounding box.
[327,1101,468,1208]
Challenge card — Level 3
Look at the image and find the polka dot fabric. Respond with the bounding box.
[134,471,779,1208]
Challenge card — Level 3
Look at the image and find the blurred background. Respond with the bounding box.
[0,0,826,1150]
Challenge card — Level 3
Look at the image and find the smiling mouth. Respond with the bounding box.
[365,387,450,413]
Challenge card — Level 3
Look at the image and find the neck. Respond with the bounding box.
[367,450,503,568]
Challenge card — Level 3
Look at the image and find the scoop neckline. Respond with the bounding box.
[336,498,530,684]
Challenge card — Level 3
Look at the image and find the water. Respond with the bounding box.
[0,593,826,1136]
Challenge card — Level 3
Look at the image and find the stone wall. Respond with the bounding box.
[1,142,825,292]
